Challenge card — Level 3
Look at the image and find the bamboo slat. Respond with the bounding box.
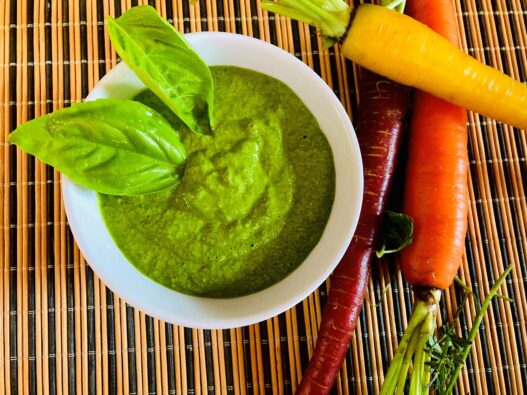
[1,0,526,393]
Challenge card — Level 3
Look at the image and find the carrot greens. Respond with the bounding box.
[383,0,406,12]
[261,0,351,41]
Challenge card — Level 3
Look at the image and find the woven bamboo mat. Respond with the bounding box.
[1,0,526,393]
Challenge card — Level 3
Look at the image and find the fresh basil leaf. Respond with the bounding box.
[8,98,186,196]
[107,5,214,135]
[376,211,413,258]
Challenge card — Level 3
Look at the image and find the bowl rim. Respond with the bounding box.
[62,32,363,329]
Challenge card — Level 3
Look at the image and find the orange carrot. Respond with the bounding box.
[401,0,468,288]
[400,0,468,291]
[380,1,470,393]
[400,94,468,290]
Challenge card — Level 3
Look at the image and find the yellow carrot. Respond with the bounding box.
[343,4,527,130]
[261,1,527,130]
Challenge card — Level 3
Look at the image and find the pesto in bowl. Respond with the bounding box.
[98,66,335,297]
[62,32,362,329]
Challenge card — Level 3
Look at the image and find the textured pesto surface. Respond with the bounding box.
[98,66,335,297]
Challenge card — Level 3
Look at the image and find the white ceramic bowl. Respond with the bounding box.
[62,32,363,329]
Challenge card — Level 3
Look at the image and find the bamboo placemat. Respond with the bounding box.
[1,0,526,393]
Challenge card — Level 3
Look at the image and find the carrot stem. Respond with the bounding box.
[409,311,436,394]
[395,330,420,395]
[382,0,405,10]
[261,0,406,42]
[454,276,473,295]
[261,0,350,39]
[381,289,440,395]
[379,0,406,13]
[445,264,514,394]
[380,300,429,395]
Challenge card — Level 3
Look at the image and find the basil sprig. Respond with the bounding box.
[107,5,214,135]
[9,5,217,195]
[9,99,186,196]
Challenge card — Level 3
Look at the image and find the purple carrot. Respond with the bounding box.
[296,69,409,394]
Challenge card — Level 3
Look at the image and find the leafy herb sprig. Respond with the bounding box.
[425,266,513,394]
[425,280,473,393]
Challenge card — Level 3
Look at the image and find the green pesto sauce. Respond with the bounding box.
[98,66,335,297]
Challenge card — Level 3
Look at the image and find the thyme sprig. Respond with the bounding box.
[426,265,513,394]
[425,282,472,394]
